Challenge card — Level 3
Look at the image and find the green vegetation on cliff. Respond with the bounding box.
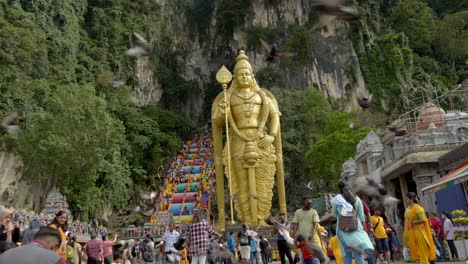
[0,0,190,217]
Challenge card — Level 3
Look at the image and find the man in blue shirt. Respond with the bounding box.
[274,213,294,264]
[227,231,236,255]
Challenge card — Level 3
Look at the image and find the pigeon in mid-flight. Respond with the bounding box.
[126,33,152,57]
[353,169,399,209]
[358,94,373,109]
[260,39,296,63]
[311,0,360,21]
[0,111,21,134]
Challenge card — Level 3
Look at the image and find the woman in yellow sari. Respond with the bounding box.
[403,192,436,264]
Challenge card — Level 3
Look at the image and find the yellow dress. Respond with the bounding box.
[403,204,436,264]
[329,236,343,264]
[49,224,67,260]
[180,248,188,264]
[314,224,327,253]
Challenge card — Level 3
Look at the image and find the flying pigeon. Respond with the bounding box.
[0,111,21,134]
[306,242,330,263]
[358,94,373,109]
[353,169,399,208]
[260,39,296,63]
[387,125,407,136]
[306,181,314,191]
[125,33,152,57]
[311,0,360,21]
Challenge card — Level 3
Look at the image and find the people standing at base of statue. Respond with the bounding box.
[227,231,236,255]
[274,212,294,264]
[186,213,218,264]
[162,223,180,260]
[331,181,374,264]
[403,192,435,264]
[371,208,391,263]
[102,233,118,264]
[0,227,67,264]
[249,234,260,264]
[84,232,103,264]
[442,211,459,261]
[49,210,69,261]
[428,212,447,261]
[238,224,252,264]
[0,209,21,243]
[291,196,320,264]
[259,235,270,264]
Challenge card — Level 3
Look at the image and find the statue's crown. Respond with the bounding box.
[234,50,252,74]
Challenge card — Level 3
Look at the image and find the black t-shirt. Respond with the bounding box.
[259,239,269,251]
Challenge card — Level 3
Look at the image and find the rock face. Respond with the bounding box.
[0,151,44,211]
[132,57,163,106]
[140,0,369,123]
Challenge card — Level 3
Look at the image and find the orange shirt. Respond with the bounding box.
[49,224,67,260]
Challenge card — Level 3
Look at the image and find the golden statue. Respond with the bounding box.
[212,51,287,230]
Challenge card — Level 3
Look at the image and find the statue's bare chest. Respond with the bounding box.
[230,92,262,127]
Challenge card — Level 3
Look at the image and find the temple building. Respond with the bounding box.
[342,97,468,231]
[43,187,71,217]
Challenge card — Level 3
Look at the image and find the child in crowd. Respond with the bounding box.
[297,235,315,264]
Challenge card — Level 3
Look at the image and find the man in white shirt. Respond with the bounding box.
[162,223,180,258]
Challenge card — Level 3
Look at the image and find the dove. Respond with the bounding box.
[306,181,314,191]
[306,241,330,263]
[387,125,407,136]
[358,94,373,109]
[125,32,152,57]
[260,38,296,63]
[0,111,21,134]
[110,81,125,88]
[353,169,399,208]
[311,0,360,22]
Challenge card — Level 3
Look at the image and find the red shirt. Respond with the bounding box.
[429,217,443,237]
[361,200,371,233]
[298,243,314,260]
[102,240,114,257]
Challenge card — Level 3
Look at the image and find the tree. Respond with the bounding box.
[16,85,132,214]
[308,112,372,192]
[435,11,468,68]
[389,0,437,55]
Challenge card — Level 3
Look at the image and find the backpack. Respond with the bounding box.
[239,230,250,246]
[66,245,74,260]
[338,204,358,232]
[143,245,154,262]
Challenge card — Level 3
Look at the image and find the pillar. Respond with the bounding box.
[413,165,438,213]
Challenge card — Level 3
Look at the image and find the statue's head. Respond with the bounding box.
[234,50,254,89]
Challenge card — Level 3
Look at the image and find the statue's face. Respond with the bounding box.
[236,68,253,88]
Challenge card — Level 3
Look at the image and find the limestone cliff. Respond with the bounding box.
[0,151,44,211]
[140,0,369,123]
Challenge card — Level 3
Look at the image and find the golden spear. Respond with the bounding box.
[215,65,235,228]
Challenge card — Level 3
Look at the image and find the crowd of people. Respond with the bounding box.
[0,204,108,238]
[0,209,117,264]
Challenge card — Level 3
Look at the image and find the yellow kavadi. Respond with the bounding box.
[211,50,287,231]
